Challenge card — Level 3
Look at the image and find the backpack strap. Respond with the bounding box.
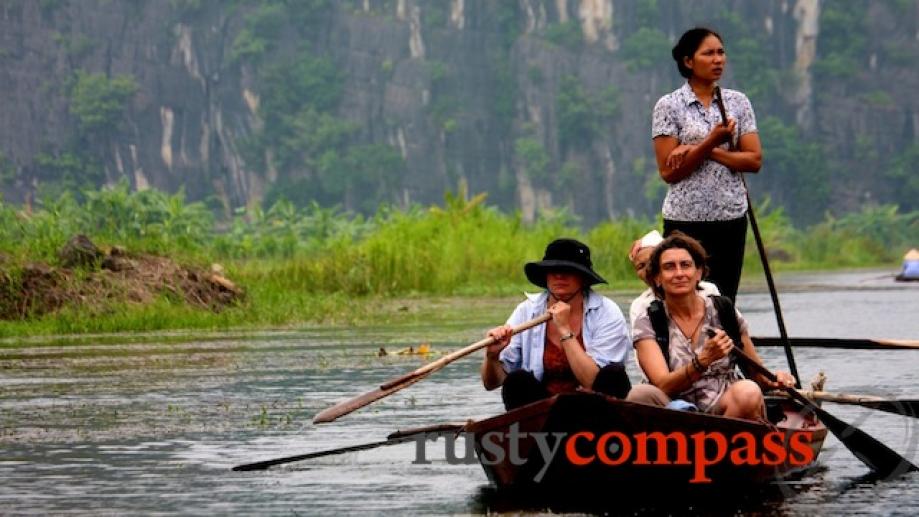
[709,294,753,378]
[709,295,742,350]
[647,299,671,367]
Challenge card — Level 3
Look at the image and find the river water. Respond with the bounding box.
[1,269,917,515]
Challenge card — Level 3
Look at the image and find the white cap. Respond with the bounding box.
[638,230,664,249]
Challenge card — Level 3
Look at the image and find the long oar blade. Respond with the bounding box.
[753,336,919,350]
[233,438,403,471]
[853,399,919,417]
[312,371,431,424]
[733,348,918,478]
[312,313,551,424]
[807,404,917,478]
[798,391,919,418]
[232,423,463,471]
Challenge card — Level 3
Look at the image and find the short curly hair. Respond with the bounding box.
[648,231,709,298]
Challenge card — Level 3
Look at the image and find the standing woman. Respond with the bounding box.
[651,27,762,302]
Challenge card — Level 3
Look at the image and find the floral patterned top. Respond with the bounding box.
[651,83,758,222]
[632,295,748,413]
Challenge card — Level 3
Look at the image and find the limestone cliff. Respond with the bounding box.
[0,0,917,224]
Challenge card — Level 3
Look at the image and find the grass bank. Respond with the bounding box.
[1,183,915,339]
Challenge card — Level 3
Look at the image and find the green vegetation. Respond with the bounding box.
[755,116,830,224]
[53,32,95,60]
[813,1,868,79]
[67,71,137,133]
[543,21,583,50]
[619,27,669,71]
[227,0,402,214]
[426,60,460,132]
[886,144,919,212]
[0,153,14,187]
[32,151,103,200]
[556,75,597,151]
[861,90,894,108]
[1,184,914,338]
[555,77,620,153]
[514,137,549,183]
[230,3,286,62]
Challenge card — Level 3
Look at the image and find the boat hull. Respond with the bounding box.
[466,392,826,490]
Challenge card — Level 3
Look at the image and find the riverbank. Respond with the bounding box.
[0,265,907,345]
[2,185,914,339]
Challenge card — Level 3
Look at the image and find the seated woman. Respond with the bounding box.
[628,229,719,326]
[631,232,794,419]
[480,238,633,410]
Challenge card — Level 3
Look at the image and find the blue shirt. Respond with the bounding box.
[903,260,919,278]
[499,290,631,381]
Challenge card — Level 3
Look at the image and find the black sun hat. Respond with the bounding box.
[524,238,607,288]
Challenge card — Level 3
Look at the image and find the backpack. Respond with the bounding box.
[647,295,749,377]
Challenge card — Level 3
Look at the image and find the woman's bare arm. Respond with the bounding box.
[709,132,762,172]
[654,121,734,184]
[635,339,704,396]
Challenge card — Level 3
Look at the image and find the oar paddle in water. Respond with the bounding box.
[752,336,919,350]
[729,343,918,478]
[232,423,464,471]
[312,313,552,424]
[791,390,919,419]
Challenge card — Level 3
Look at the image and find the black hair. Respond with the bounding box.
[671,27,723,79]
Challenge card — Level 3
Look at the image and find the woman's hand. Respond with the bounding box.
[765,370,796,390]
[547,301,572,333]
[666,144,696,170]
[485,325,513,360]
[699,328,734,367]
[709,118,736,146]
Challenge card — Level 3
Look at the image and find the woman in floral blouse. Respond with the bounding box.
[651,27,762,302]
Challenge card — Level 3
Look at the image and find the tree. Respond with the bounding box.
[556,76,597,151]
[514,138,549,183]
[68,71,137,134]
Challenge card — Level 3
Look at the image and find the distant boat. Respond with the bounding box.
[896,248,919,282]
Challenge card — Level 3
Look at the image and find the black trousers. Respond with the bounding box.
[664,216,747,303]
[501,363,632,411]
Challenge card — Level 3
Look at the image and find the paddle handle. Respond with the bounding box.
[730,344,777,383]
[379,312,551,391]
[714,86,801,388]
[732,345,813,409]
[796,390,884,404]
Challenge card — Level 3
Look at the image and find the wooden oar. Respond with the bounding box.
[731,346,918,478]
[312,313,552,424]
[752,336,919,350]
[232,423,464,471]
[791,390,919,418]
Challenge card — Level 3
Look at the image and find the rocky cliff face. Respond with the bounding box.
[1,0,917,224]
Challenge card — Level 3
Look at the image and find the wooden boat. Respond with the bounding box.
[465,391,827,491]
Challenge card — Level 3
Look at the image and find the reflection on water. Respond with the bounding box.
[1,269,917,514]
